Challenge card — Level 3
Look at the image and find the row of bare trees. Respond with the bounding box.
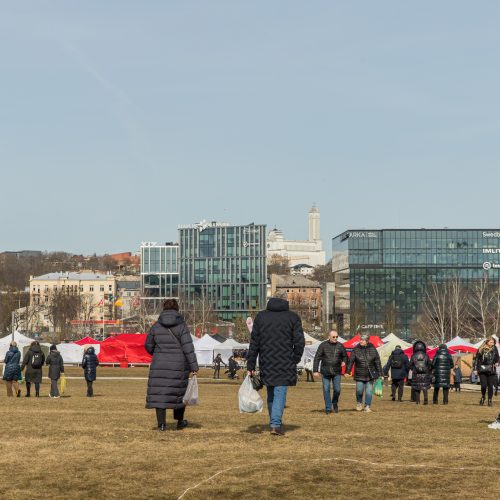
[419,275,500,345]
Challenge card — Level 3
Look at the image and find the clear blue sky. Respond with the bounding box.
[1,1,499,255]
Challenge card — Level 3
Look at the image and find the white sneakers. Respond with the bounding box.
[364,406,372,413]
[356,403,363,411]
[488,415,500,429]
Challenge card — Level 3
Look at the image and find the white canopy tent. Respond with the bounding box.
[377,338,411,369]
[300,342,322,367]
[382,333,410,345]
[0,332,35,360]
[446,336,476,349]
[213,338,249,364]
[304,332,320,345]
[473,335,499,349]
[56,343,86,364]
[194,334,222,366]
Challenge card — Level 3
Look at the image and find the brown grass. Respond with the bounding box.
[0,374,499,499]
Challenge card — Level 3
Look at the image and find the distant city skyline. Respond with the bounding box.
[2,2,500,255]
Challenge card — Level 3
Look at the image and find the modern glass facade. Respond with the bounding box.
[332,229,500,337]
[179,222,267,320]
[140,243,179,311]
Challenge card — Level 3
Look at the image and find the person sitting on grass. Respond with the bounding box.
[82,346,99,397]
[46,344,65,399]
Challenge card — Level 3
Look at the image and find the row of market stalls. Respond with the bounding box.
[1,331,497,368]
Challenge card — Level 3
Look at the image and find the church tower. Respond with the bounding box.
[308,204,320,242]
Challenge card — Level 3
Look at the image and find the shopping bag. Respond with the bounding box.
[59,374,67,395]
[183,375,199,406]
[374,378,383,398]
[238,375,263,413]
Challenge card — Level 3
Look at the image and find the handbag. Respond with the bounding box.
[250,373,264,391]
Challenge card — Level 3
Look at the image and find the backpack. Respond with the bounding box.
[391,354,403,369]
[414,353,427,374]
[31,352,44,369]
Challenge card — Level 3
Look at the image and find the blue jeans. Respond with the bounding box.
[356,381,374,407]
[266,386,288,428]
[322,375,341,411]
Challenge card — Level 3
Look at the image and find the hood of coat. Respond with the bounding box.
[48,350,60,356]
[392,347,404,356]
[158,309,185,328]
[266,298,289,312]
[437,344,449,355]
[30,344,42,354]
[9,346,19,354]
[413,340,427,353]
[86,346,95,355]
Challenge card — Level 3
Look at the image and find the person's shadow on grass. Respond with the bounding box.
[242,424,300,434]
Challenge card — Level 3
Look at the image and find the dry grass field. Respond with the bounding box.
[1,369,499,500]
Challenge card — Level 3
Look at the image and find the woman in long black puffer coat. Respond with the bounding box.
[407,340,432,405]
[145,299,198,431]
[82,346,99,397]
[431,344,454,405]
[21,341,45,397]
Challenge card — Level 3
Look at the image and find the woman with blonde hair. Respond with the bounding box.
[3,341,22,397]
[474,337,499,407]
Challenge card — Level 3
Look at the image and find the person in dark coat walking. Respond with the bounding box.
[407,340,432,405]
[82,346,99,396]
[474,337,500,407]
[453,362,463,392]
[213,353,225,379]
[346,333,383,413]
[21,341,45,397]
[3,341,22,397]
[383,345,410,402]
[431,344,454,404]
[46,344,65,398]
[145,299,199,431]
[313,330,348,413]
[247,294,305,436]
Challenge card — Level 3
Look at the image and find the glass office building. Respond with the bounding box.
[179,222,267,320]
[140,242,179,311]
[332,229,500,337]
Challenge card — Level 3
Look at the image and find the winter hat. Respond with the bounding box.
[360,333,370,342]
[50,344,57,352]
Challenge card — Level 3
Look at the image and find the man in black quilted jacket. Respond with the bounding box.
[313,330,348,414]
[247,293,305,436]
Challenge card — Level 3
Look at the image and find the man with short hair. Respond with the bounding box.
[313,330,348,414]
[247,292,305,436]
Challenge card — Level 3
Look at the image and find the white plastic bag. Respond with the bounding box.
[238,374,264,413]
[183,375,199,406]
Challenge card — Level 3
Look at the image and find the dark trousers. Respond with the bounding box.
[26,382,40,396]
[50,379,60,397]
[414,389,428,404]
[433,387,449,404]
[86,380,94,396]
[391,379,405,400]
[156,407,186,426]
[306,370,315,382]
[213,367,220,379]
[479,373,496,400]
[453,382,461,392]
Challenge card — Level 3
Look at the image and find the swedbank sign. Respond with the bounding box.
[483,231,500,238]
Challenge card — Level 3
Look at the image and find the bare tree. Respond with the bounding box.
[349,299,366,336]
[420,282,448,345]
[47,289,81,342]
[383,303,398,334]
[267,254,290,278]
[466,274,493,339]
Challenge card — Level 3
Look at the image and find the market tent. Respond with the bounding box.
[304,332,320,345]
[300,342,322,367]
[98,333,150,364]
[74,336,100,346]
[213,338,249,363]
[337,336,347,344]
[446,336,476,349]
[57,343,86,364]
[382,333,410,346]
[377,338,412,369]
[194,334,221,365]
[0,331,35,360]
[343,335,384,349]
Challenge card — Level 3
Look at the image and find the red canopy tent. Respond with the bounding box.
[74,336,100,345]
[343,335,384,349]
[98,333,151,364]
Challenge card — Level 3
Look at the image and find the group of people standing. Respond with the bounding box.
[2,340,100,398]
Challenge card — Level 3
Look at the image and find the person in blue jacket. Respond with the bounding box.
[3,341,22,397]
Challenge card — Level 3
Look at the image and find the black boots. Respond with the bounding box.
[159,424,167,432]
[177,420,188,430]
[488,400,493,407]
[480,397,485,406]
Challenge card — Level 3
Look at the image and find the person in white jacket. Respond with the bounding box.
[304,358,315,382]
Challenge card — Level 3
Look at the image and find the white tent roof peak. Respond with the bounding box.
[446,336,475,348]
